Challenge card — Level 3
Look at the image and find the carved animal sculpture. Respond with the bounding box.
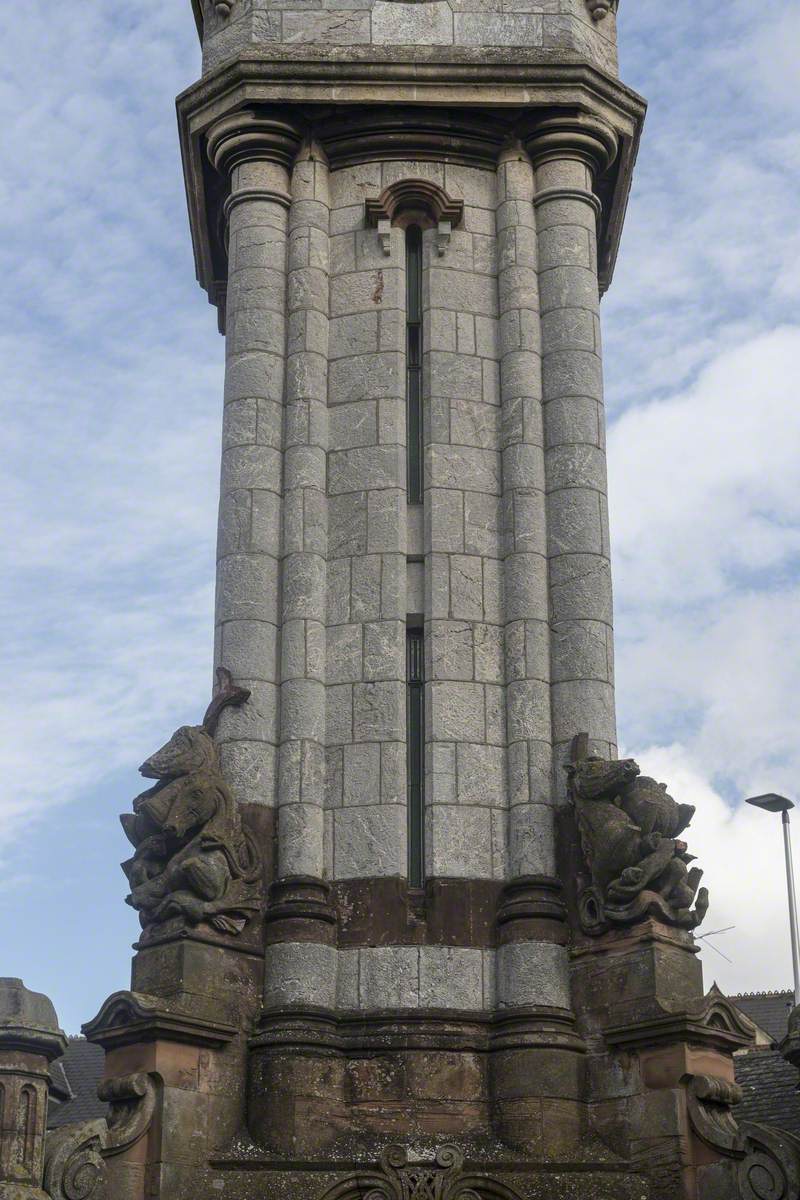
[567,747,707,932]
[120,670,260,936]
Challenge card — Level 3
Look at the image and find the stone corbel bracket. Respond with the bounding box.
[365,179,464,259]
[586,0,618,20]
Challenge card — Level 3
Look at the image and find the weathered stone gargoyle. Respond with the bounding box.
[567,734,709,935]
[120,668,261,938]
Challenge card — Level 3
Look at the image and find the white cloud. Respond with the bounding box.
[609,326,800,608]
[608,326,800,992]
[624,745,795,994]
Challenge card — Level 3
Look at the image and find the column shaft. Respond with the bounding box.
[213,154,291,810]
[278,144,330,879]
[530,125,618,789]
[495,144,555,882]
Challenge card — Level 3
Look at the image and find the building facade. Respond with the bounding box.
[5,4,800,1200]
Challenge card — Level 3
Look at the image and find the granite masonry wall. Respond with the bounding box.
[199,0,619,76]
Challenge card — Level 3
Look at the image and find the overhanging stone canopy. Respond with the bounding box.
[177,52,645,323]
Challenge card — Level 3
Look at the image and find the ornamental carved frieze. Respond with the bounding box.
[321,1146,522,1200]
[567,733,709,935]
[120,668,261,939]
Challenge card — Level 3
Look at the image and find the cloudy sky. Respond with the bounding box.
[2,0,799,1034]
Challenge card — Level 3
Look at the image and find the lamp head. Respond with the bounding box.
[745,793,795,815]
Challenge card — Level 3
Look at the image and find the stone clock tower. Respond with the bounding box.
[31,3,787,1200]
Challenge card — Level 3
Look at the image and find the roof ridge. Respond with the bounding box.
[730,989,793,998]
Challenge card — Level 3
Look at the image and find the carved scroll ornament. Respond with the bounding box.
[685,1072,800,1200]
[43,1073,157,1200]
[567,735,708,935]
[120,668,261,938]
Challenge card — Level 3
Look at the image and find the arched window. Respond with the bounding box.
[18,1085,35,1169]
[406,623,425,888]
[405,223,423,504]
[364,180,465,890]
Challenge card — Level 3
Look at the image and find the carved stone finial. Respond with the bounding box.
[119,671,260,940]
[567,738,708,934]
[214,0,233,17]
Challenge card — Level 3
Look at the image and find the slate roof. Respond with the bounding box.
[729,990,800,1137]
[730,991,794,1043]
[47,1037,108,1129]
[735,1048,800,1136]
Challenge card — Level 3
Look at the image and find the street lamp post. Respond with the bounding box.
[745,793,800,1007]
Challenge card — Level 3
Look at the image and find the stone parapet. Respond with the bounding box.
[191,0,620,78]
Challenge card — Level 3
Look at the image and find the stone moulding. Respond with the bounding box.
[365,179,464,228]
[319,1146,523,1200]
[604,985,757,1055]
[250,1004,586,1055]
[82,990,237,1050]
[365,178,464,258]
[586,0,617,20]
[176,57,646,320]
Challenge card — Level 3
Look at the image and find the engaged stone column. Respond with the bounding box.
[0,978,67,1199]
[494,142,554,883]
[526,117,619,787]
[277,141,330,886]
[206,111,302,812]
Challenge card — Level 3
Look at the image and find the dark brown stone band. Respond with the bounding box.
[260,875,569,949]
[251,1004,583,1054]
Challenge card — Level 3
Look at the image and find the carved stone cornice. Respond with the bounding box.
[365,179,464,229]
[206,108,304,177]
[176,52,646,312]
[250,1004,585,1055]
[604,985,756,1054]
[82,990,237,1050]
[525,113,619,175]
